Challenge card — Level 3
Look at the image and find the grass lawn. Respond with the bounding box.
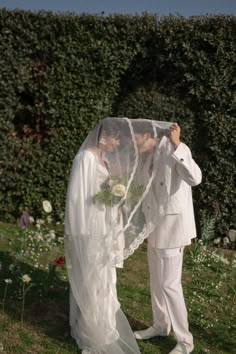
[0,223,235,353]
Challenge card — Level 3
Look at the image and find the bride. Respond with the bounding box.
[64,117,171,353]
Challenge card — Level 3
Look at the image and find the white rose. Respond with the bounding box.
[36,219,44,225]
[21,274,31,284]
[42,200,52,213]
[111,184,126,197]
[5,279,13,284]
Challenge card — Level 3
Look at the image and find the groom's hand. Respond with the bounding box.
[168,123,181,148]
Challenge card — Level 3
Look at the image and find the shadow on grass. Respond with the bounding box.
[126,312,176,354]
[2,248,234,353]
[190,321,235,353]
[0,251,79,351]
[0,250,174,353]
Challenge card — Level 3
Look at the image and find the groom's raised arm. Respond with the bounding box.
[168,123,202,187]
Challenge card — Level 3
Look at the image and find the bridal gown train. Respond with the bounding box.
[64,150,140,353]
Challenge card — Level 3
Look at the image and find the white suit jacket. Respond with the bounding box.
[142,137,202,249]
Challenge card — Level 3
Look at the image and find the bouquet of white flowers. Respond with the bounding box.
[93,177,143,207]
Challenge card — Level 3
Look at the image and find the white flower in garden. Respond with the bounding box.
[47,215,52,223]
[42,200,52,213]
[49,230,56,239]
[223,237,230,247]
[36,219,44,225]
[228,229,236,242]
[36,223,41,229]
[4,279,12,284]
[111,184,126,197]
[9,264,14,271]
[29,216,35,224]
[21,274,31,284]
[220,256,229,265]
[36,233,43,241]
[213,237,221,245]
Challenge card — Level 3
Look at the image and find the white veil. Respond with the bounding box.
[64,118,172,353]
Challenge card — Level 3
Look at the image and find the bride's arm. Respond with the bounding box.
[65,151,97,236]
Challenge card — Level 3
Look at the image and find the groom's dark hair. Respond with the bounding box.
[132,121,155,138]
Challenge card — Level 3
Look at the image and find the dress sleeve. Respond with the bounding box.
[65,151,97,236]
[172,143,202,186]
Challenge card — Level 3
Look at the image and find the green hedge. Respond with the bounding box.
[114,15,236,235]
[0,10,155,221]
[0,9,235,236]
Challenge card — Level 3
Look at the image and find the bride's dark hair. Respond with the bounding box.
[84,118,121,148]
[98,118,121,140]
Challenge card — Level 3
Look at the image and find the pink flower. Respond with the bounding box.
[19,211,30,227]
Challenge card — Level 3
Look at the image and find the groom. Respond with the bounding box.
[133,122,202,354]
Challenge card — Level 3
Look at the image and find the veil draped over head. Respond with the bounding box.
[64,118,172,353]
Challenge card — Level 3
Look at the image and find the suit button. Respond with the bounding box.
[180,158,184,162]
[160,182,163,186]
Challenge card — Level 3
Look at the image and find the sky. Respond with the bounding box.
[0,0,236,17]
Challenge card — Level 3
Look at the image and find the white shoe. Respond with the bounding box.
[168,343,194,354]
[134,326,168,340]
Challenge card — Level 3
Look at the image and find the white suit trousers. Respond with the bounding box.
[147,244,193,347]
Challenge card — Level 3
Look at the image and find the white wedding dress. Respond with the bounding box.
[64,118,173,353]
[64,150,140,353]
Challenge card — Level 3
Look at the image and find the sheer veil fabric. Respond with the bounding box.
[64,118,172,353]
